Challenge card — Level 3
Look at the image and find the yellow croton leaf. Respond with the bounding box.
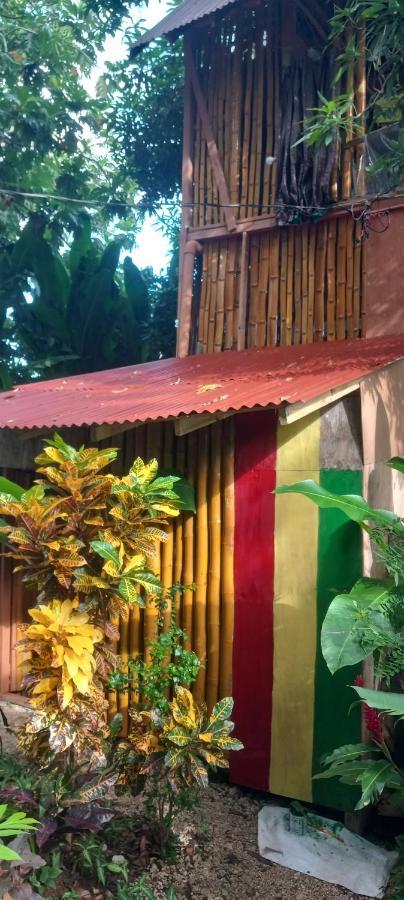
[32,677,59,695]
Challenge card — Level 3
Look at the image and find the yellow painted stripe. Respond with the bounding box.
[270,411,320,801]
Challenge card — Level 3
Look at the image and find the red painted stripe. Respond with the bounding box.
[230,410,277,791]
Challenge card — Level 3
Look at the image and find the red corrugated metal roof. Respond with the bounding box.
[131,0,239,54]
[1,336,403,431]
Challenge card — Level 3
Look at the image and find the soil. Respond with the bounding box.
[0,700,381,900]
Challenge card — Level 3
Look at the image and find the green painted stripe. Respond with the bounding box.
[312,469,363,811]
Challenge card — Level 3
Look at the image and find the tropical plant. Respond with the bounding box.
[1,214,153,385]
[0,752,117,849]
[0,804,38,862]
[0,435,191,761]
[29,849,63,895]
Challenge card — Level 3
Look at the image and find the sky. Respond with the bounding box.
[91,0,172,273]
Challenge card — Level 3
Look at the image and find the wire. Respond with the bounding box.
[0,184,402,216]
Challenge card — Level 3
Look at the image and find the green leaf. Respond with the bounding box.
[321,578,396,673]
[209,697,234,728]
[118,577,141,605]
[353,686,404,717]
[165,727,191,748]
[387,457,404,475]
[90,541,120,567]
[275,480,402,528]
[313,760,378,783]
[321,743,378,766]
[0,477,24,500]
[356,760,400,809]
[0,844,22,861]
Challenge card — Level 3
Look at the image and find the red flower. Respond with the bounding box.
[364,705,383,743]
[353,675,383,742]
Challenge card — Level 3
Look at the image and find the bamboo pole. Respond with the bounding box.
[162,423,174,632]
[293,228,302,344]
[253,37,265,215]
[262,17,274,213]
[144,423,162,659]
[360,227,367,336]
[194,428,209,701]
[198,246,209,351]
[342,27,354,201]
[301,225,309,344]
[174,435,185,625]
[230,25,242,216]
[206,421,222,710]
[336,218,348,339]
[327,218,337,340]
[240,40,254,218]
[237,231,249,351]
[219,417,235,698]
[207,240,219,352]
[279,227,288,344]
[224,239,237,350]
[314,223,327,342]
[214,242,227,352]
[353,221,362,337]
[271,3,280,206]
[354,24,367,196]
[257,234,270,346]
[307,226,316,343]
[346,220,354,338]
[183,431,196,649]
[248,35,259,217]
[247,233,260,347]
[286,228,294,345]
[268,230,280,345]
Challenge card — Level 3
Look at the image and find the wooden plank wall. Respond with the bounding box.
[196,217,365,352]
[0,423,236,728]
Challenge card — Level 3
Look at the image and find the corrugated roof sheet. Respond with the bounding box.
[130,0,239,54]
[0,336,403,432]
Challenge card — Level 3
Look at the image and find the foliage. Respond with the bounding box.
[0,804,38,862]
[0,214,154,385]
[29,849,63,895]
[105,34,184,213]
[110,587,200,713]
[0,436,191,761]
[0,752,116,850]
[300,0,404,184]
[115,876,177,900]
[73,833,127,886]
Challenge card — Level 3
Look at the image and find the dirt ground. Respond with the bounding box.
[0,700,377,900]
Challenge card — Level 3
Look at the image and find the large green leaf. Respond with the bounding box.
[90,541,120,567]
[0,477,23,500]
[275,480,402,529]
[353,686,404,717]
[356,760,400,809]
[321,743,378,766]
[314,759,379,783]
[321,577,396,673]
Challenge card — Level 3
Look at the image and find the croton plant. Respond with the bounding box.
[0,434,242,847]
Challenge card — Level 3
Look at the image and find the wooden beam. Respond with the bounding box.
[237,231,249,350]
[90,422,138,442]
[187,49,237,233]
[174,410,234,437]
[278,382,360,426]
[187,195,404,243]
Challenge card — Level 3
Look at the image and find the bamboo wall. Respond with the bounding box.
[190,0,363,227]
[0,423,235,731]
[196,217,366,352]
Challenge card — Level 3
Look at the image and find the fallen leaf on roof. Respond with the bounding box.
[197,383,222,393]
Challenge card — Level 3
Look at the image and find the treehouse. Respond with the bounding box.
[132,0,404,351]
[1,335,404,815]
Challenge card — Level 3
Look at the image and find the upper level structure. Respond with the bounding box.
[133,0,401,356]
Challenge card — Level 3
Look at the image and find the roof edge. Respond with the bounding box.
[130,0,240,56]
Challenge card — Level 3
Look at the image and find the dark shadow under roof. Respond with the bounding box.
[131,0,240,55]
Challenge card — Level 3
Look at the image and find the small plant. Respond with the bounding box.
[73,833,128,887]
[29,849,63,895]
[115,876,177,900]
[0,804,38,862]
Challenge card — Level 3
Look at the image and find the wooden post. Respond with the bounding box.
[177,239,203,358]
[177,37,194,356]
